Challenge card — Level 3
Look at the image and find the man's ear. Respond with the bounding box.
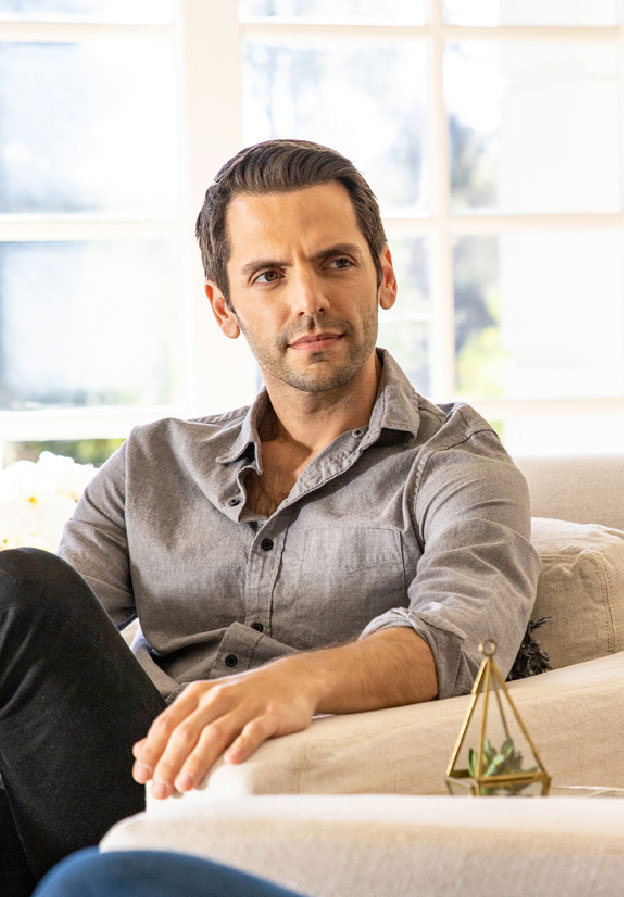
[378,245,397,311]
[205,281,240,339]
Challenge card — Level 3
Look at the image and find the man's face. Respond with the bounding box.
[206,181,396,395]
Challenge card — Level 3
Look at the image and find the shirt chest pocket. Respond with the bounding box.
[294,526,406,649]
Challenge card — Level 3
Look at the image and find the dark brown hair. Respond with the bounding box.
[195,139,387,306]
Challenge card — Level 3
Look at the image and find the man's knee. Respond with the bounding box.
[0,548,74,584]
[0,548,93,616]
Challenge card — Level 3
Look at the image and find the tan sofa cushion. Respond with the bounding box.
[531,517,624,669]
[516,455,624,530]
[102,794,624,897]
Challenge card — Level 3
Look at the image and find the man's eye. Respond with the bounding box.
[255,270,281,284]
[328,257,353,269]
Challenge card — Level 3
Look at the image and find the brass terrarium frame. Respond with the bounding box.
[445,640,551,796]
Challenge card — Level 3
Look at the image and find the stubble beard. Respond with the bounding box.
[235,306,379,395]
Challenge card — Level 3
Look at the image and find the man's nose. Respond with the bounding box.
[290,269,329,316]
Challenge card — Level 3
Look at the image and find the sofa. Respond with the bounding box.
[102,454,624,896]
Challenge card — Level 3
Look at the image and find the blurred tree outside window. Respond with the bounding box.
[3,438,124,467]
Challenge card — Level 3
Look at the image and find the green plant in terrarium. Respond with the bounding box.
[467,736,539,795]
[445,640,551,796]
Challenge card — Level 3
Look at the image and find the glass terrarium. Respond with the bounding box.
[445,640,551,796]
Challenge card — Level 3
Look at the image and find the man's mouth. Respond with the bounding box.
[288,333,343,351]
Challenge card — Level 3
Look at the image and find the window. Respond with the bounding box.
[2,0,623,465]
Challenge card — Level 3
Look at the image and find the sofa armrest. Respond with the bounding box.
[102,793,624,897]
[144,652,623,801]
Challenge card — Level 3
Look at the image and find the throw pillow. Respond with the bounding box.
[529,516,624,669]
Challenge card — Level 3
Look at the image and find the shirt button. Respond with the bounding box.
[228,497,240,506]
[261,538,274,551]
[352,428,364,438]
[225,654,238,667]
[251,623,264,632]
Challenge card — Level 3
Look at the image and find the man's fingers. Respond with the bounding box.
[154,708,280,797]
[132,671,317,799]
[172,713,279,794]
[131,738,146,759]
[131,738,151,784]
[172,717,239,792]
[149,695,254,796]
[154,709,246,797]
[224,713,280,765]
[132,687,205,785]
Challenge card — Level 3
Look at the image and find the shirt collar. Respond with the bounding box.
[365,348,422,443]
[216,348,421,466]
[215,389,269,467]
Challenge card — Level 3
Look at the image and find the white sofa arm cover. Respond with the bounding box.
[102,793,624,897]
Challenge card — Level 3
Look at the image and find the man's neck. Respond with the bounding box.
[260,351,382,462]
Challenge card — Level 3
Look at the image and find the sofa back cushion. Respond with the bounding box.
[531,516,624,668]
[516,456,624,530]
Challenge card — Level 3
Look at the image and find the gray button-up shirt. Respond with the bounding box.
[60,350,540,702]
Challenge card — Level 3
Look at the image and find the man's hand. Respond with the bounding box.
[132,627,437,799]
[132,661,318,800]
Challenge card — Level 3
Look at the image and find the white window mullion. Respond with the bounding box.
[0,22,173,41]
[449,213,624,234]
[442,24,619,44]
[0,407,183,443]
[239,21,619,45]
[428,0,454,402]
[177,0,256,417]
[0,218,178,242]
[473,396,624,422]
[383,212,624,235]
[241,21,428,42]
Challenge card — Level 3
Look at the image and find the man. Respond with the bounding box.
[0,139,540,894]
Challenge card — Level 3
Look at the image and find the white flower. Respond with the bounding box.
[38,451,96,502]
[0,453,97,553]
[0,460,49,503]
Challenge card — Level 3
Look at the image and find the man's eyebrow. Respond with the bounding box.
[239,243,363,277]
[239,258,288,276]
[309,242,363,262]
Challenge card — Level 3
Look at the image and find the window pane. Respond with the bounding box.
[378,236,430,395]
[0,0,173,23]
[379,319,430,396]
[0,241,181,410]
[454,232,624,401]
[446,43,621,213]
[240,0,426,25]
[243,40,428,214]
[443,0,619,26]
[454,235,502,399]
[3,439,123,467]
[0,41,178,214]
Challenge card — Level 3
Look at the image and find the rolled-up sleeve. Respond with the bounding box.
[361,425,541,700]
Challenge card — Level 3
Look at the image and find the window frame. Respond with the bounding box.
[1,0,623,461]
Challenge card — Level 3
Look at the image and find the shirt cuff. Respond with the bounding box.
[360,608,479,700]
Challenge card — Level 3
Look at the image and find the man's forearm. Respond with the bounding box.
[278,626,438,715]
[133,626,438,799]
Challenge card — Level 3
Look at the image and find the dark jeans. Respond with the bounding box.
[0,548,166,897]
[33,849,306,897]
